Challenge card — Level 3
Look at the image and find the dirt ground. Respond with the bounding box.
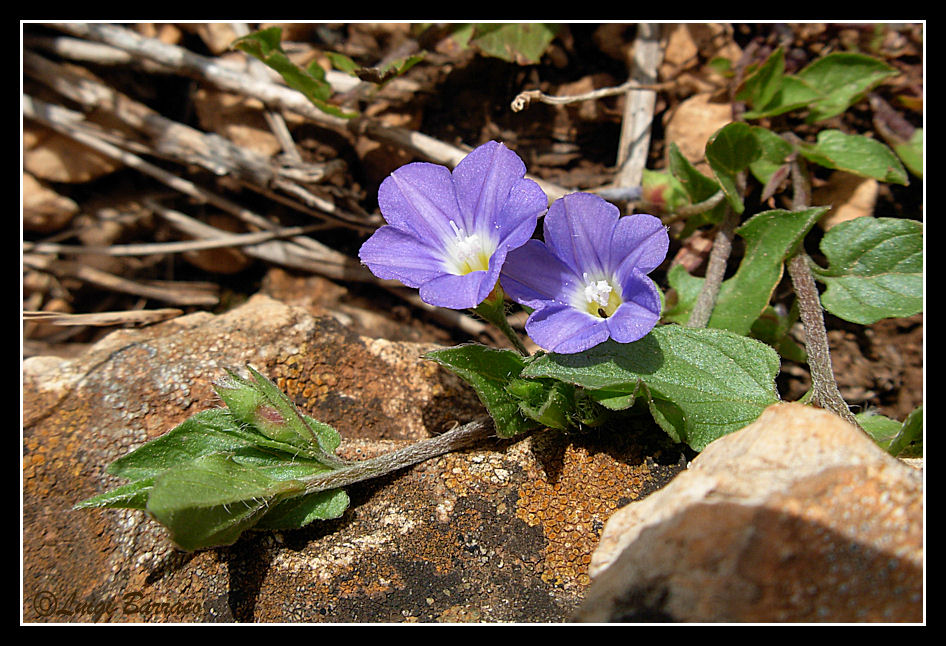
[22,22,923,424]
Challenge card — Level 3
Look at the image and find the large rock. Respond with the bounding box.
[22,294,685,623]
[575,402,923,623]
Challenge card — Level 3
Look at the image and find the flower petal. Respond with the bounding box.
[495,177,548,247]
[542,193,620,277]
[500,240,582,310]
[378,162,460,244]
[612,213,670,276]
[607,269,662,343]
[453,141,527,232]
[418,269,496,310]
[525,303,610,354]
[358,225,447,288]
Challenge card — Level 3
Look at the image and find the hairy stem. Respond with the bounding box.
[686,207,738,328]
[787,254,862,430]
[474,286,531,356]
[784,152,863,431]
[664,189,726,224]
[301,417,494,494]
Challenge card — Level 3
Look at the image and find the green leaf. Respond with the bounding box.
[735,46,786,110]
[856,406,922,458]
[74,478,155,510]
[325,51,360,74]
[522,325,782,451]
[799,130,909,185]
[748,126,795,187]
[663,207,827,335]
[667,142,727,229]
[256,489,350,530]
[504,378,569,430]
[894,128,923,179]
[749,305,807,363]
[75,367,358,550]
[146,454,306,551]
[794,52,899,122]
[705,122,761,213]
[425,345,540,437]
[809,216,923,324]
[232,27,357,119]
[887,406,923,458]
[742,75,823,120]
[105,408,264,482]
[326,50,425,85]
[469,23,559,64]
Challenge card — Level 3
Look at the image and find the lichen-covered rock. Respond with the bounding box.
[22,294,684,623]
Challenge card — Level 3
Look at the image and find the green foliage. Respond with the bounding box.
[425,344,540,437]
[231,27,358,119]
[76,368,351,552]
[325,50,425,85]
[705,122,761,213]
[523,326,782,451]
[856,406,923,458]
[656,44,922,457]
[738,47,899,122]
[798,130,908,185]
[894,128,923,179]
[668,142,728,231]
[78,32,923,555]
[428,326,781,452]
[462,23,560,64]
[663,207,828,335]
[809,217,923,325]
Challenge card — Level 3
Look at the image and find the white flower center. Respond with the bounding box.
[581,272,622,317]
[446,220,492,275]
[584,279,613,307]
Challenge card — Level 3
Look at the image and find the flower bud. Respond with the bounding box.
[214,371,303,445]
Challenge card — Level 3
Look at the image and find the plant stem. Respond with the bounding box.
[300,417,494,494]
[474,285,531,356]
[787,252,862,430]
[663,189,725,224]
[784,151,863,431]
[687,207,738,328]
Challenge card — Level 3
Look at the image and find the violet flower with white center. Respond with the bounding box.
[358,141,548,310]
[500,192,669,354]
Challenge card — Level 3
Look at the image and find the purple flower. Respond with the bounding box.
[359,141,548,310]
[500,192,668,354]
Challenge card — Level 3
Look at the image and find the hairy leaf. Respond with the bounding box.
[425,344,540,437]
[809,216,922,324]
[522,325,781,451]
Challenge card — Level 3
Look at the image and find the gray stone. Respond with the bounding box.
[575,402,924,623]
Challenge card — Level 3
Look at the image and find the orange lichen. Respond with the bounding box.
[513,435,656,590]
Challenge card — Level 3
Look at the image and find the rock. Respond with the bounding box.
[574,402,923,623]
[663,93,733,174]
[22,294,685,622]
[22,171,79,234]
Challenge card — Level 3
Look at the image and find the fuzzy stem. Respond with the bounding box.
[784,152,863,431]
[474,285,531,356]
[300,417,494,494]
[787,254,862,429]
[686,207,738,328]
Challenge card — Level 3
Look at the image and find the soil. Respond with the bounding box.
[22,22,923,426]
